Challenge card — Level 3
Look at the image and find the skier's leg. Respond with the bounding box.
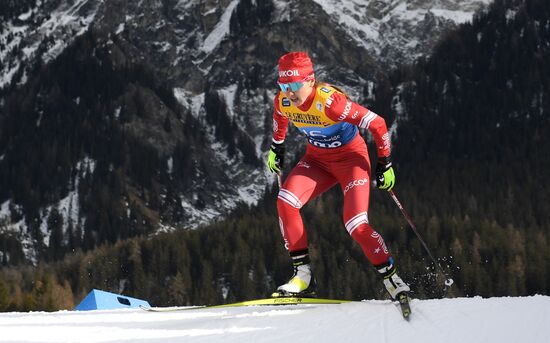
[339,163,393,265]
[334,150,410,300]
[277,158,336,254]
[275,158,336,296]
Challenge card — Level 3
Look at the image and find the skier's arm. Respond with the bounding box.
[325,92,390,158]
[272,93,289,144]
[325,92,395,190]
[268,93,289,173]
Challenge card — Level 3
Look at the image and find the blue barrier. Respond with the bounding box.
[75,289,151,310]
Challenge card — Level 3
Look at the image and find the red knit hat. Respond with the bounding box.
[277,52,315,83]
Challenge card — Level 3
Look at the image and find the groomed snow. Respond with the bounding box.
[0,295,548,342]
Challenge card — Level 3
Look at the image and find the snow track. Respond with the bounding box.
[0,296,548,342]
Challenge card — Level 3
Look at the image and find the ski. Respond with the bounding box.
[139,305,206,312]
[215,297,350,307]
[397,293,412,320]
[140,296,411,320]
[139,297,351,312]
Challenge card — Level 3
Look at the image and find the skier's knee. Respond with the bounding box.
[277,188,303,209]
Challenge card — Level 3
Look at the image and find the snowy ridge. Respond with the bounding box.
[0,0,101,88]
[311,0,493,66]
[0,295,548,342]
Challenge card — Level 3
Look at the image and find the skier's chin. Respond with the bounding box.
[290,97,303,106]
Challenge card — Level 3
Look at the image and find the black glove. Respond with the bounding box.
[376,156,395,191]
[267,142,285,174]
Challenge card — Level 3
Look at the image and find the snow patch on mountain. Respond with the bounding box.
[218,84,239,119]
[311,0,493,66]
[0,0,100,88]
[201,0,240,54]
[173,88,205,119]
[312,0,380,50]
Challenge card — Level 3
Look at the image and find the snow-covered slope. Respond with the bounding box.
[311,0,493,66]
[0,0,101,88]
[0,295,548,342]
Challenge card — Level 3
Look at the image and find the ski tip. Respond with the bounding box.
[397,293,412,320]
[402,307,412,320]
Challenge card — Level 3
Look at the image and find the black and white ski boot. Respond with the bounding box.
[378,259,411,320]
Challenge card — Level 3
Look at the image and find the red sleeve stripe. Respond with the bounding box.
[359,110,377,129]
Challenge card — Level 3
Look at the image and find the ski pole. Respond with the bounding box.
[388,190,454,290]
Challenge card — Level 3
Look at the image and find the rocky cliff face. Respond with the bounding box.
[0,0,492,262]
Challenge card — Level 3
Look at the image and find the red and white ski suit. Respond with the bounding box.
[273,84,392,266]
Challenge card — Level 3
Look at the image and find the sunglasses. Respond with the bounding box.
[278,81,305,92]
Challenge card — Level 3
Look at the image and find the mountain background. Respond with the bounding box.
[0,0,549,311]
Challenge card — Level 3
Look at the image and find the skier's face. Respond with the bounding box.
[281,79,315,106]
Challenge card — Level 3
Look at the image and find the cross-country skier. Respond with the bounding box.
[267,51,411,304]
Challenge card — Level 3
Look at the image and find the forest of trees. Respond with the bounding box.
[0,177,548,311]
[0,28,221,262]
[0,0,549,311]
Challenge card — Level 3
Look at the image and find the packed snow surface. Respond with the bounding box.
[0,295,548,342]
